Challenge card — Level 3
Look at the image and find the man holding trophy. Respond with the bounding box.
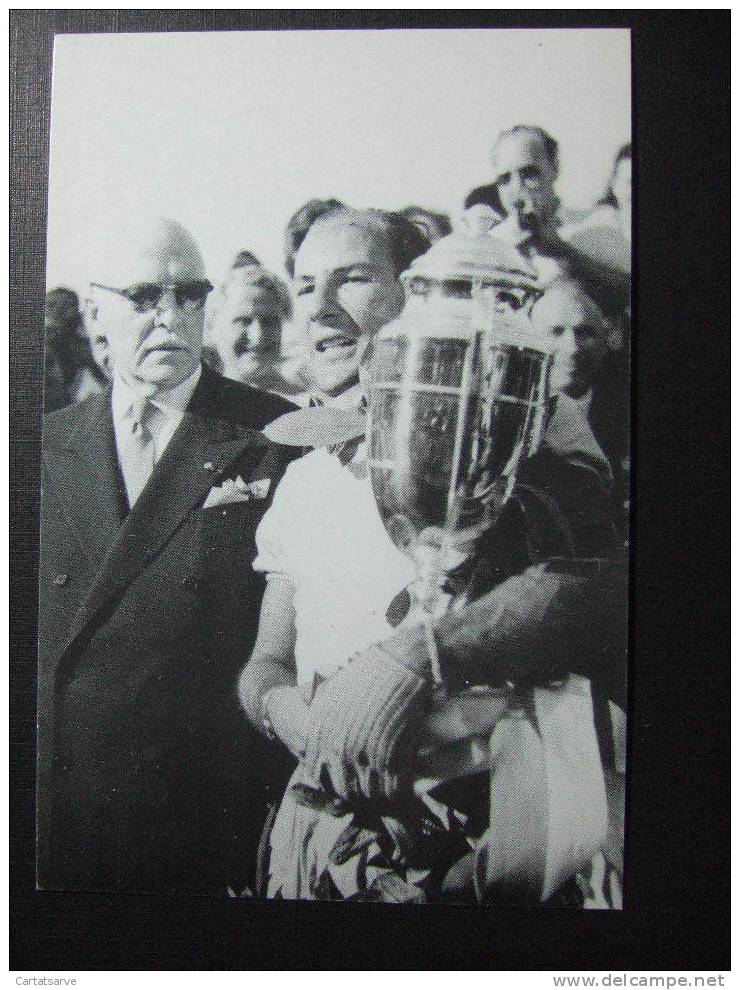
[240,211,626,905]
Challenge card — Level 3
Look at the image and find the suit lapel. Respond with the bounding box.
[63,373,269,652]
[45,392,126,568]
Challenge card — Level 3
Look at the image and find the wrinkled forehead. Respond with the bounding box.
[492,132,552,181]
[532,285,607,331]
[91,217,207,287]
[294,212,395,276]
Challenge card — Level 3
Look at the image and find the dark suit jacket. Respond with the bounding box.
[37,366,298,894]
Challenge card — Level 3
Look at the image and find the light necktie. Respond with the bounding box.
[120,396,157,509]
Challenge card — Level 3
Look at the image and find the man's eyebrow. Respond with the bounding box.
[295,262,381,279]
[336,262,383,274]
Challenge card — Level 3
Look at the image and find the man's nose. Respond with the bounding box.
[306,278,341,324]
[246,319,265,347]
[507,170,526,196]
[152,286,190,329]
[154,286,180,315]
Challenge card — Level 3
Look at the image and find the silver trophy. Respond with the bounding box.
[367,232,552,678]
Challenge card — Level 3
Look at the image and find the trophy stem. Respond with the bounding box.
[422,610,445,692]
[415,519,463,697]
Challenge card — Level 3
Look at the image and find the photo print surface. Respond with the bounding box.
[38,27,631,905]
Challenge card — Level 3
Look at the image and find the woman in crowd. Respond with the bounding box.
[206,253,305,400]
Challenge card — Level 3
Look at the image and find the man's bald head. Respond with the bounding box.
[533,278,609,332]
[531,277,610,397]
[91,216,207,290]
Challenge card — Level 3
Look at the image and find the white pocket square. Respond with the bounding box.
[203,475,271,509]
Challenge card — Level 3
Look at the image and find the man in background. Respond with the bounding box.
[489,125,565,241]
[460,126,564,251]
[531,277,630,539]
[463,125,631,317]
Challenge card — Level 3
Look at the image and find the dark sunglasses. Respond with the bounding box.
[91,279,213,312]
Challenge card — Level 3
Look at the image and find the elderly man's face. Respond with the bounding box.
[531,285,608,396]
[293,214,404,398]
[491,131,558,232]
[214,274,283,382]
[89,219,209,393]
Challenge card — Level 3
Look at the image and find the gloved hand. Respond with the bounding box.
[435,558,626,702]
[435,563,568,689]
[302,635,433,804]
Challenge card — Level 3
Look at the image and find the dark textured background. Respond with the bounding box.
[10,10,729,971]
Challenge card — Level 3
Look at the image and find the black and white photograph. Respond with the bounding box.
[37,24,630,906]
[10,9,729,975]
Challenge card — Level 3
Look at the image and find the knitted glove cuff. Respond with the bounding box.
[303,643,432,785]
[344,644,431,770]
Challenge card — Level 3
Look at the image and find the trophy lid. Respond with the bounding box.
[402,230,539,291]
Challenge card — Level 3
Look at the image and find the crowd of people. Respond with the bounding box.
[38,125,631,907]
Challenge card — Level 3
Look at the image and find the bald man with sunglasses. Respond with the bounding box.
[38,217,298,895]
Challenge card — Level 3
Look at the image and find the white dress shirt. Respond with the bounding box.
[112,366,202,504]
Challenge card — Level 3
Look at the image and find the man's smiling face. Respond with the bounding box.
[292,212,405,398]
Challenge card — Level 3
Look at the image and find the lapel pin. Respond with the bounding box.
[203,461,215,472]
